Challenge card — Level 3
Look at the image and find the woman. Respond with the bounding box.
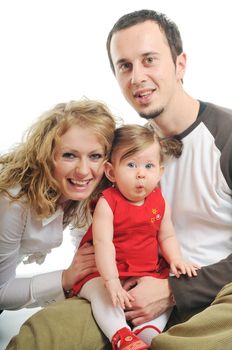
[0,99,117,310]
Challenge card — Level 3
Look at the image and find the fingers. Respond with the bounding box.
[105,279,135,309]
[171,261,200,278]
[113,290,134,309]
[181,263,200,277]
[65,243,97,286]
[129,315,149,326]
[125,308,153,326]
[171,266,180,278]
[185,264,200,277]
[77,242,95,255]
[73,244,95,264]
[125,309,140,321]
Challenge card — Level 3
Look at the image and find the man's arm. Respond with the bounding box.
[170,253,232,318]
[124,254,232,325]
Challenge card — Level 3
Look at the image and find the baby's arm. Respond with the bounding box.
[158,198,200,278]
[92,197,134,308]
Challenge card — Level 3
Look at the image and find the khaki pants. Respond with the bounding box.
[153,282,232,350]
[6,282,232,350]
[6,298,110,350]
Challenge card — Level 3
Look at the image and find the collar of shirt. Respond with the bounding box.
[42,207,64,226]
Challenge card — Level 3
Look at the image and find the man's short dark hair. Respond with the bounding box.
[106,9,183,74]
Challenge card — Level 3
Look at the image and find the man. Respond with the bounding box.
[6,9,232,350]
[105,10,232,349]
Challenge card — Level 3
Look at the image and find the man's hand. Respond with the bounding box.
[123,276,174,326]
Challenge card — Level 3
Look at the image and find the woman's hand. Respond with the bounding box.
[62,242,96,290]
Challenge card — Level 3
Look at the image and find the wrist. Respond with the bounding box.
[63,288,74,299]
[167,279,176,306]
[62,270,73,292]
[104,277,119,282]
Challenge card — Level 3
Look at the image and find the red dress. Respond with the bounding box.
[72,187,169,294]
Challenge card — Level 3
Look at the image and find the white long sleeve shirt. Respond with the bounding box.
[0,188,67,310]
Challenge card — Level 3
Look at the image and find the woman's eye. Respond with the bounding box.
[90,153,103,161]
[62,152,75,159]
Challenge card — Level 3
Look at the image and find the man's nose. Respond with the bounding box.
[131,62,147,85]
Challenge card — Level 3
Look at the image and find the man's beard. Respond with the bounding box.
[139,107,164,120]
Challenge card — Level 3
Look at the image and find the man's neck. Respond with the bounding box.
[151,92,200,137]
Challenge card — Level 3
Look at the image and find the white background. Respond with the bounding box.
[0,1,232,347]
[0,0,232,154]
[0,0,232,288]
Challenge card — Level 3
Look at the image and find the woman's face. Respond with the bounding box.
[53,125,106,202]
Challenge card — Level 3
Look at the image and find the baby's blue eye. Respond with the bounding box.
[145,163,154,169]
[127,162,136,168]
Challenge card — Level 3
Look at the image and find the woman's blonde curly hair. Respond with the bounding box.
[0,99,117,228]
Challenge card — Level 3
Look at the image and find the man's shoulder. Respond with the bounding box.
[200,102,232,137]
[204,101,232,119]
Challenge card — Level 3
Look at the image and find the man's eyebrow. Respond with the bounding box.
[115,52,159,66]
[115,58,128,66]
[142,51,159,57]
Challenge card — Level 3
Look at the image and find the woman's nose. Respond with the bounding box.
[74,159,89,176]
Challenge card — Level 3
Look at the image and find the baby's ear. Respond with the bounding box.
[159,164,165,178]
[104,162,116,183]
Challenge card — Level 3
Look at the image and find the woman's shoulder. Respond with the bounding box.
[0,185,24,206]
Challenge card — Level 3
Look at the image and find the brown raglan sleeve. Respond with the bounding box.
[169,253,232,318]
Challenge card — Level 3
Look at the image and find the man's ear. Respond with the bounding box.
[105,162,116,183]
[176,52,186,82]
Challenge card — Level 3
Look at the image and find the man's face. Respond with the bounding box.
[110,21,185,120]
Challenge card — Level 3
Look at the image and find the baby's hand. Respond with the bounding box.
[105,278,134,309]
[170,259,200,278]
